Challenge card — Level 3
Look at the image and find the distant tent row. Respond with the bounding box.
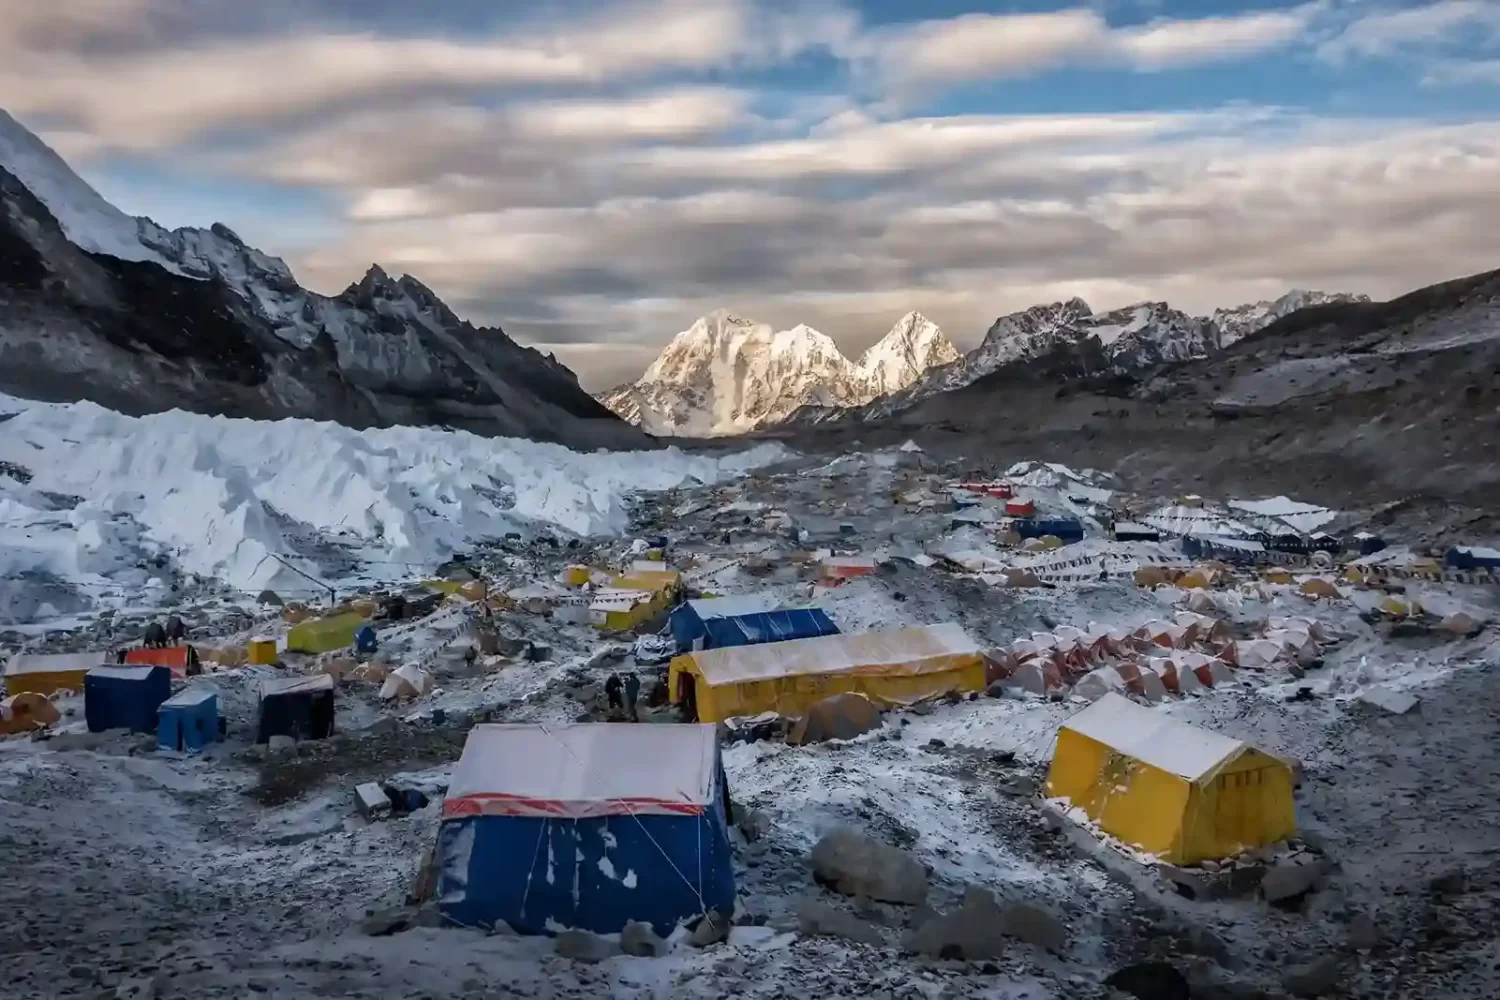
[1181,535,1269,566]
[1445,546,1500,571]
[1012,518,1085,544]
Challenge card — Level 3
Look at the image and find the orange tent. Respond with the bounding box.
[124,645,201,678]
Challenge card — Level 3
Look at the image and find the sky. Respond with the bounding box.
[3,0,1499,389]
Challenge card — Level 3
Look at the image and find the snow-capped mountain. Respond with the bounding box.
[0,108,642,450]
[829,290,1363,424]
[600,310,958,435]
[1211,289,1371,347]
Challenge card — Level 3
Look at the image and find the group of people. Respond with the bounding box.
[603,671,643,722]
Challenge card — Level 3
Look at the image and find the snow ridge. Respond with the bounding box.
[600,309,958,436]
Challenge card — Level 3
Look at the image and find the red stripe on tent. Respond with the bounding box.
[443,793,707,819]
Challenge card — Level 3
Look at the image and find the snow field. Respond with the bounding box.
[0,394,787,621]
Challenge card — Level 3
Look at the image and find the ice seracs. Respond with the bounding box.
[599,309,960,436]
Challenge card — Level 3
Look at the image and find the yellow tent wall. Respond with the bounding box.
[286,612,366,654]
[4,667,92,697]
[1046,719,1295,864]
[669,624,986,723]
[613,569,680,595]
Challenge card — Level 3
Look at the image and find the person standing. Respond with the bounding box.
[624,672,641,722]
[604,673,624,720]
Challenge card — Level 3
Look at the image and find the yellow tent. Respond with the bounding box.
[1262,568,1294,585]
[1045,693,1295,864]
[1298,578,1342,599]
[668,622,986,723]
[2,652,102,697]
[285,612,366,654]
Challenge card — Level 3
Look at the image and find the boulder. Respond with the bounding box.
[797,899,885,946]
[1105,961,1191,1000]
[1260,858,1330,905]
[267,735,296,753]
[688,909,731,948]
[999,900,1068,952]
[354,782,392,821]
[620,920,667,957]
[737,808,772,842]
[904,887,1007,960]
[554,929,615,963]
[1357,685,1419,716]
[810,829,928,905]
[256,589,284,607]
[1282,955,1342,997]
[788,693,882,745]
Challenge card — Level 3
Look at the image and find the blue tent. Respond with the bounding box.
[668,594,840,653]
[85,665,171,733]
[1012,518,1085,544]
[1355,533,1387,556]
[436,723,735,936]
[1181,535,1268,566]
[354,625,378,654]
[158,685,220,752]
[1446,546,1500,570]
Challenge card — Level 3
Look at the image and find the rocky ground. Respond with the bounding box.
[2,448,1498,1000]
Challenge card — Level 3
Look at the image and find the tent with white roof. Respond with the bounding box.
[435,723,734,936]
[1045,693,1295,864]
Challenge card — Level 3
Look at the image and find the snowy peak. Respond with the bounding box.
[601,310,959,436]
[0,109,181,272]
[858,311,960,397]
[1212,289,1371,347]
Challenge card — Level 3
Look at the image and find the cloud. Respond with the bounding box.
[1424,59,1500,85]
[859,5,1317,90]
[1318,0,1500,63]
[0,0,789,148]
[273,110,1500,388]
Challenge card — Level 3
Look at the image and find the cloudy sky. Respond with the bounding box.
[4,0,1499,388]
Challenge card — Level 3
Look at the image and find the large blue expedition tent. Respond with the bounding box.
[85,665,171,733]
[668,593,840,652]
[436,723,735,936]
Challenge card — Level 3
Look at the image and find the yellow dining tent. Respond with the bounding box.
[2,652,102,697]
[286,612,366,654]
[1045,693,1295,864]
[668,622,986,723]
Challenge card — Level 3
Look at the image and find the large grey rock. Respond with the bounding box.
[1282,955,1342,997]
[688,909,731,948]
[999,900,1068,952]
[811,828,929,905]
[797,899,885,946]
[738,808,772,842]
[904,887,1008,960]
[1260,858,1330,905]
[267,735,296,753]
[620,920,666,957]
[554,929,615,963]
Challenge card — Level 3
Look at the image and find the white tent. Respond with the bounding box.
[443,723,720,819]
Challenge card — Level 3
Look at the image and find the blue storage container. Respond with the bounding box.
[157,685,220,752]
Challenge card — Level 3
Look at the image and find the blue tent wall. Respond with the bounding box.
[85,667,171,733]
[671,606,840,652]
[1446,547,1500,570]
[436,765,735,935]
[1013,518,1085,543]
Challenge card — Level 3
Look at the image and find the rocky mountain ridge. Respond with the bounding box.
[0,108,642,450]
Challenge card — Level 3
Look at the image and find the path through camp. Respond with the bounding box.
[3,447,1500,1000]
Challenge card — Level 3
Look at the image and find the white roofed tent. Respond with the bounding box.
[443,723,722,819]
[1060,692,1247,781]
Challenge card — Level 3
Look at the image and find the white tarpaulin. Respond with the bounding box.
[443,723,720,819]
[683,593,783,619]
[684,622,981,687]
[4,651,104,676]
[1061,693,1247,781]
